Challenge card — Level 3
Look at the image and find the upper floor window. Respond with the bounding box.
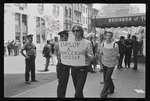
[22,14,27,26]
[80,5,82,11]
[86,17,87,24]
[36,17,40,28]
[15,13,20,25]
[86,8,87,13]
[69,21,71,29]
[65,7,68,17]
[38,4,44,12]
[69,8,71,18]
[83,17,85,24]
[56,6,59,16]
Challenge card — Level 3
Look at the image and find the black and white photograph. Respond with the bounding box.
[4,3,146,98]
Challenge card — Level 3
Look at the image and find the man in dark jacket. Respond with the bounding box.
[43,40,51,71]
[117,36,125,69]
[124,34,133,68]
[132,35,139,70]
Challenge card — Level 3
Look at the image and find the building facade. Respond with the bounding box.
[82,4,88,35]
[72,4,83,27]
[4,3,64,49]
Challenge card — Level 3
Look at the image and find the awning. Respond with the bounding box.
[92,13,146,28]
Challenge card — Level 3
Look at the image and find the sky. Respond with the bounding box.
[92,3,146,13]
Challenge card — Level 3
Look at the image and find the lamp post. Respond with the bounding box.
[94,12,98,44]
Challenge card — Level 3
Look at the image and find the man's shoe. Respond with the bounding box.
[31,80,38,82]
[26,81,31,84]
[100,81,105,84]
[44,69,49,71]
[132,68,137,70]
[108,90,114,94]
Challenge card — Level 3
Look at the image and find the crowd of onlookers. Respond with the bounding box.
[4,40,20,56]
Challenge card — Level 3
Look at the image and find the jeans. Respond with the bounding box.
[119,52,124,67]
[71,66,88,98]
[124,51,132,67]
[100,65,115,98]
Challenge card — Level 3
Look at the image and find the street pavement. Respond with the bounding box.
[4,53,58,97]
[4,53,145,98]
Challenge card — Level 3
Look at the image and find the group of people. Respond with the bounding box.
[4,40,20,56]
[19,24,139,98]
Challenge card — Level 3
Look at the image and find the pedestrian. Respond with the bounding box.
[117,36,125,69]
[20,34,38,84]
[54,30,70,98]
[100,31,119,98]
[7,40,14,56]
[71,25,94,98]
[132,35,139,70]
[124,34,133,68]
[42,40,52,71]
[96,34,105,84]
[88,36,96,73]
[97,34,105,72]
[50,39,56,65]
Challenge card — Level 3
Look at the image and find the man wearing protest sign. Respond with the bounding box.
[69,25,94,98]
[54,30,70,98]
[100,31,119,98]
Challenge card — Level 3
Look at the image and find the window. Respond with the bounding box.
[78,4,79,10]
[69,8,71,18]
[53,5,56,15]
[86,8,87,13]
[15,13,20,25]
[65,7,68,17]
[86,17,87,24]
[80,5,82,11]
[21,3,27,7]
[83,17,85,24]
[36,34,40,44]
[56,6,59,16]
[65,20,68,29]
[76,4,78,10]
[36,17,40,28]
[22,14,27,26]
[38,4,44,12]
[74,4,76,9]
[69,21,71,29]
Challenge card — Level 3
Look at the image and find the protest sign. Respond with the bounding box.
[101,47,119,67]
[59,41,85,66]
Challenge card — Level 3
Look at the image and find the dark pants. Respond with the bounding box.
[7,47,11,56]
[71,66,88,98]
[100,65,115,98]
[119,52,124,67]
[57,63,70,98]
[25,55,36,82]
[133,52,138,69]
[45,57,50,70]
[124,50,132,67]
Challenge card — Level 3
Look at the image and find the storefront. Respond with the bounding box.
[91,13,146,58]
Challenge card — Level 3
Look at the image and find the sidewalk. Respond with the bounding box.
[12,63,145,98]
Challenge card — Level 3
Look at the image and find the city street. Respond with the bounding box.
[4,53,145,98]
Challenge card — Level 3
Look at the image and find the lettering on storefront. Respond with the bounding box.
[108,16,145,23]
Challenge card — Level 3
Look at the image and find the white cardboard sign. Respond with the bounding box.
[59,41,85,66]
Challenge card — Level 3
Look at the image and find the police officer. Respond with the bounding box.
[124,34,133,68]
[20,34,38,84]
[54,30,70,98]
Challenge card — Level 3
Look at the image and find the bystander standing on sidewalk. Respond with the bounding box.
[42,40,52,71]
[132,35,139,70]
[20,34,38,84]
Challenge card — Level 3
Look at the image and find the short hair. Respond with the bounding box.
[72,25,84,37]
[47,40,50,44]
[106,31,113,36]
[120,36,125,40]
[132,35,137,40]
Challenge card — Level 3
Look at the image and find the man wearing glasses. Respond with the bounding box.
[71,25,94,98]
